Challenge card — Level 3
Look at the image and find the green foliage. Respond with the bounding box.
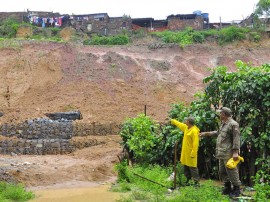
[128,164,172,192]
[254,183,270,201]
[84,34,129,45]
[151,26,259,46]
[204,61,270,181]
[0,39,22,49]
[0,181,34,201]
[29,35,42,40]
[0,18,20,38]
[111,181,132,193]
[249,31,261,42]
[151,27,204,48]
[47,27,61,36]
[113,165,229,202]
[253,157,270,201]
[167,181,230,202]
[115,160,131,183]
[217,26,248,45]
[254,157,270,184]
[132,28,147,38]
[160,96,219,178]
[255,0,270,16]
[119,114,160,163]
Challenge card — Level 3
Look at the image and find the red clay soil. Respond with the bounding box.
[0,38,270,187]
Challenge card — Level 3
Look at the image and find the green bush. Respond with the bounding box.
[110,35,129,45]
[132,28,147,38]
[218,26,249,44]
[119,114,160,164]
[249,31,261,42]
[151,26,260,46]
[151,27,207,48]
[0,181,34,201]
[84,34,129,45]
[0,18,20,38]
[254,183,270,201]
[48,27,61,36]
[115,160,131,182]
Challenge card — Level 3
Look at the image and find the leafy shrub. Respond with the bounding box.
[203,61,270,182]
[254,183,270,201]
[0,181,34,201]
[253,157,270,201]
[115,160,131,182]
[132,28,147,38]
[84,34,129,45]
[119,114,160,163]
[218,26,249,44]
[110,34,129,45]
[249,31,261,42]
[151,26,259,46]
[0,18,20,38]
[48,27,61,36]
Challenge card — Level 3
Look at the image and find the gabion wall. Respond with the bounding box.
[0,118,121,155]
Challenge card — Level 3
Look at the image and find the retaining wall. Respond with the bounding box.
[0,118,121,155]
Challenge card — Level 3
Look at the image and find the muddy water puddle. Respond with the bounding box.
[29,182,123,202]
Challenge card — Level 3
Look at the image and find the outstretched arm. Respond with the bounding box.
[200,131,218,137]
[171,119,187,132]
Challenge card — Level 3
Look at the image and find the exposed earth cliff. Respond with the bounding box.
[0,38,270,187]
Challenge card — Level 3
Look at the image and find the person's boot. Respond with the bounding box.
[229,186,240,197]
[222,181,232,195]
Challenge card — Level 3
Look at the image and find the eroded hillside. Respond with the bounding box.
[1,40,270,124]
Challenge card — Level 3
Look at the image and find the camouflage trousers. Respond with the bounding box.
[219,159,241,186]
[184,165,200,182]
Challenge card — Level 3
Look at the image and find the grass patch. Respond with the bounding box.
[151,26,260,47]
[84,34,129,45]
[113,163,230,202]
[0,181,34,201]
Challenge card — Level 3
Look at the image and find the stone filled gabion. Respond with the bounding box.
[0,118,74,155]
[0,118,121,155]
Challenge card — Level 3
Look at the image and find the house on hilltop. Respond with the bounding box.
[0,10,211,36]
[70,13,132,35]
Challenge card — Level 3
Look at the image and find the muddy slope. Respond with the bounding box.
[0,40,270,124]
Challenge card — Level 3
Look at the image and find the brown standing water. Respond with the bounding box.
[29,183,122,202]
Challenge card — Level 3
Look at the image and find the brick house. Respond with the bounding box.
[70,13,132,35]
[167,14,204,31]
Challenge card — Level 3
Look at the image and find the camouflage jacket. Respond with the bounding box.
[213,118,241,159]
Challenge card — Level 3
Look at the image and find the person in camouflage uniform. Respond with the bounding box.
[200,107,241,197]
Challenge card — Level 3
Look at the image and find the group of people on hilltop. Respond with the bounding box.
[171,107,241,197]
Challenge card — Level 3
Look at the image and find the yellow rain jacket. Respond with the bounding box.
[171,119,200,167]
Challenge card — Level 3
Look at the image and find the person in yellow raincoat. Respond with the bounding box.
[171,117,200,185]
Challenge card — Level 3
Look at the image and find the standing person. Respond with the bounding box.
[171,117,200,186]
[200,107,241,197]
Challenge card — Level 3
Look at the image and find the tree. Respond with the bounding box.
[254,0,270,16]
[203,61,270,185]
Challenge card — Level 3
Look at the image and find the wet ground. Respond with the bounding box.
[29,182,122,202]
